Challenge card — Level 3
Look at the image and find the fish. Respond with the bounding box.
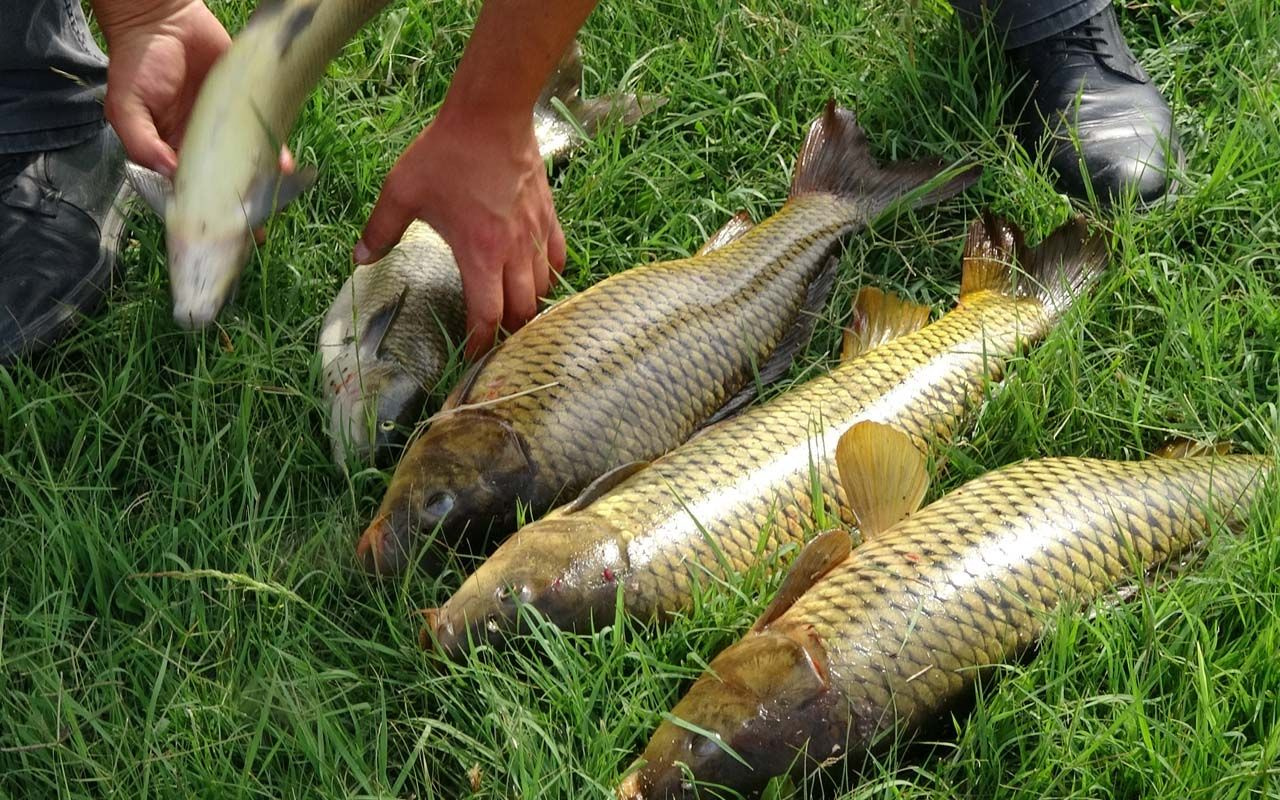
[422,212,1109,657]
[355,102,979,576]
[317,41,665,470]
[617,422,1274,799]
[126,0,392,330]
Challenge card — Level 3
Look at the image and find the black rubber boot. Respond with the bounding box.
[1008,3,1181,206]
[0,124,134,365]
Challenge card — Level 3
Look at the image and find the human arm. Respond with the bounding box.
[353,0,600,359]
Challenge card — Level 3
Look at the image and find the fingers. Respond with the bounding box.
[457,252,504,360]
[107,94,178,176]
[355,177,413,265]
[503,258,539,333]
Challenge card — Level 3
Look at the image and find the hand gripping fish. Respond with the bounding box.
[317,41,662,469]
[423,212,1108,657]
[618,423,1273,799]
[356,102,979,575]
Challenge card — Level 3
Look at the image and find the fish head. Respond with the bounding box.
[356,410,537,575]
[324,354,427,468]
[167,229,254,330]
[618,631,848,799]
[423,513,628,656]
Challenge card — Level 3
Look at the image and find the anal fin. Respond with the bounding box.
[841,287,932,362]
[695,211,755,256]
[836,420,929,538]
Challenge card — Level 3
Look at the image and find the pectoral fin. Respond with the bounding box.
[359,287,409,360]
[836,420,928,538]
[123,162,173,219]
[242,165,319,229]
[751,528,852,632]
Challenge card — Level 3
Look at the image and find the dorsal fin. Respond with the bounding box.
[560,460,650,513]
[439,345,498,411]
[841,287,932,362]
[695,211,755,256]
[358,286,408,360]
[836,421,928,537]
[699,253,841,428]
[1152,439,1233,459]
[751,529,852,632]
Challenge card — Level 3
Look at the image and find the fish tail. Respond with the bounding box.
[960,212,1110,321]
[539,39,666,134]
[789,100,980,216]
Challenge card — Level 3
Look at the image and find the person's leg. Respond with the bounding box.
[949,0,1179,206]
[0,0,133,365]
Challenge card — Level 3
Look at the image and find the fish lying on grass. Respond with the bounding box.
[318,41,663,470]
[356,102,978,576]
[423,212,1108,657]
[617,422,1274,799]
[125,0,392,330]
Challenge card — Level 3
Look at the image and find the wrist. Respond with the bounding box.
[92,0,201,38]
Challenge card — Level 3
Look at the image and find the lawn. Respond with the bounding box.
[3,0,1279,797]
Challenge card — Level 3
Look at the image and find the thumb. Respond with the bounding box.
[108,93,178,176]
[354,180,413,265]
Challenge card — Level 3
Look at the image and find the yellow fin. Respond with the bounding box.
[959,211,1026,298]
[1152,439,1233,459]
[841,287,931,362]
[836,420,929,537]
[751,528,852,632]
[695,211,755,256]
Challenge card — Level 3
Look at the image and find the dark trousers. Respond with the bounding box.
[1,0,1110,154]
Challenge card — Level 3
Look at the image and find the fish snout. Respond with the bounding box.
[356,513,409,576]
[167,233,250,330]
[615,772,646,800]
[423,579,536,658]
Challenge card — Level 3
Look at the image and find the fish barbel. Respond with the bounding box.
[317,40,663,469]
[356,103,978,575]
[424,212,1108,656]
[619,424,1273,799]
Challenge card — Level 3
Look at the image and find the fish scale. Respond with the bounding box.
[786,454,1269,738]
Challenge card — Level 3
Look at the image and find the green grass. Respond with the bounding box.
[3,0,1280,797]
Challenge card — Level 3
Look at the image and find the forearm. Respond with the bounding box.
[437,0,600,131]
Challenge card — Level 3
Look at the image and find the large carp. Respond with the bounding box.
[618,423,1273,799]
[424,212,1109,656]
[356,103,978,575]
[318,41,662,469]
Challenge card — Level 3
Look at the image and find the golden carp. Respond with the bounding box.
[425,212,1108,656]
[357,103,978,575]
[618,423,1273,799]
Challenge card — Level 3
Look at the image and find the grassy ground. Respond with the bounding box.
[3,0,1280,797]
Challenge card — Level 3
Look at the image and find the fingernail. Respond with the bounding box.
[353,241,372,264]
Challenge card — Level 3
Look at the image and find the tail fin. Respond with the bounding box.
[960,212,1110,321]
[538,38,666,136]
[789,101,980,218]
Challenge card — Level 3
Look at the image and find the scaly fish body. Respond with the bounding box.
[426,214,1109,655]
[164,0,390,328]
[621,447,1273,799]
[318,41,663,469]
[357,104,978,574]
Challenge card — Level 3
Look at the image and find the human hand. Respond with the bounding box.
[354,109,567,359]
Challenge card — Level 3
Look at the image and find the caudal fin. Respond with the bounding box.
[960,212,1110,322]
[789,101,979,218]
[538,38,666,138]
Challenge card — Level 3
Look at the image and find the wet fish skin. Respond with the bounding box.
[620,448,1274,799]
[318,42,662,469]
[425,213,1108,657]
[357,103,979,576]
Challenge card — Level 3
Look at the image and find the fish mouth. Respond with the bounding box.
[615,772,646,800]
[356,512,409,576]
[167,233,250,330]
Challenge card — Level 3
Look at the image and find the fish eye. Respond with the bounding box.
[378,419,397,433]
[692,734,722,760]
[424,491,455,518]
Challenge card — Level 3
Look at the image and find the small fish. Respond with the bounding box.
[127,0,392,329]
[618,424,1273,799]
[356,102,979,575]
[423,212,1107,657]
[317,41,663,469]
